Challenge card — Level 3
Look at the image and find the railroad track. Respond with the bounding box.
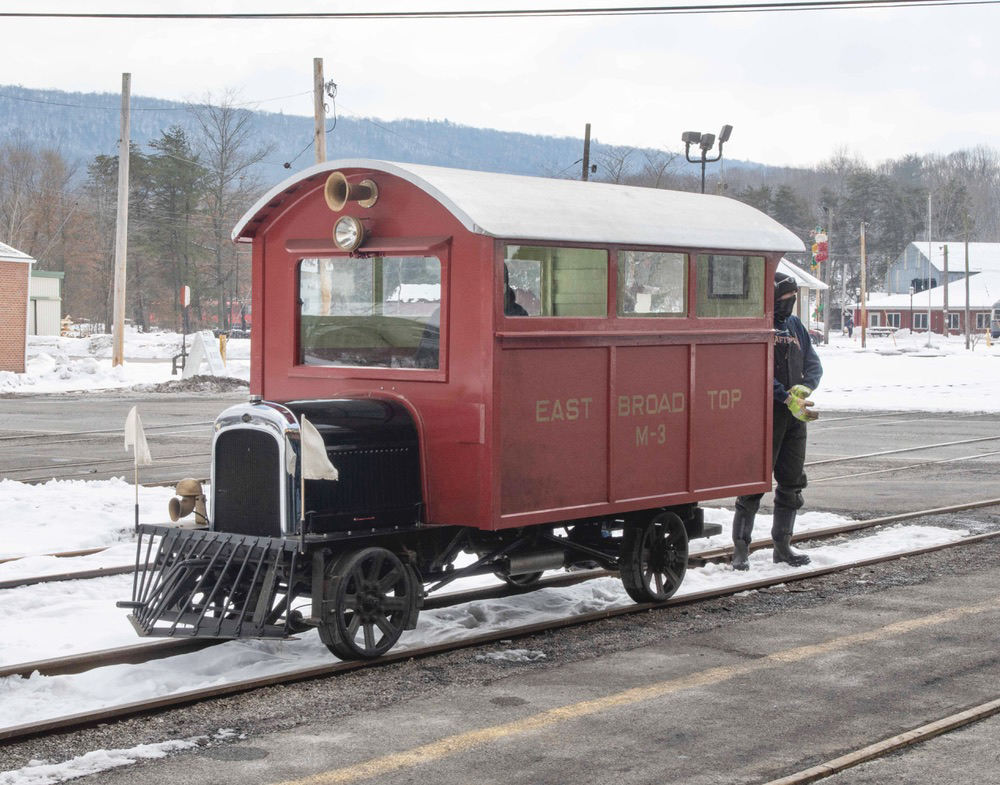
[5,496,1000,592]
[2,503,998,744]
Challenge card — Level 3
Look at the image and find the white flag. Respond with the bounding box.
[124,405,152,466]
[300,415,338,481]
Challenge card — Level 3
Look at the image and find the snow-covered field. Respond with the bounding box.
[0,327,997,784]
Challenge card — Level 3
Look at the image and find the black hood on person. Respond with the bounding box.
[774,271,797,324]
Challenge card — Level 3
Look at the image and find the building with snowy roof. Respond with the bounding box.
[0,241,34,373]
[859,269,1000,334]
[885,241,1000,294]
[777,258,828,331]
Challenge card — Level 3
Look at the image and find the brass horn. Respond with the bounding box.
[324,172,378,211]
[168,478,208,525]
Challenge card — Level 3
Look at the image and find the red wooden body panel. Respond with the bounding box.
[243,164,777,534]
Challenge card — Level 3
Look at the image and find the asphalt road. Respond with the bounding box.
[0,391,245,485]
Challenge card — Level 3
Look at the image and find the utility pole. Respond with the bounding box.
[823,207,832,345]
[860,222,868,349]
[926,194,933,347]
[964,214,971,349]
[942,243,949,336]
[581,123,591,181]
[314,58,327,164]
[111,73,131,367]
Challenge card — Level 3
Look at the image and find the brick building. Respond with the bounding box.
[0,241,34,373]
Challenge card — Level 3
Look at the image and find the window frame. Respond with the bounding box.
[616,249,688,319]
[501,243,610,320]
[291,247,450,383]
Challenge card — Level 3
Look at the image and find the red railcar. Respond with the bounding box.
[120,160,803,659]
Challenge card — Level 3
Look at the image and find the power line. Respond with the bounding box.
[0,0,997,18]
[0,89,312,111]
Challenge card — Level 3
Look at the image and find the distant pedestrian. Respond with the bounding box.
[731,271,822,571]
[843,309,854,338]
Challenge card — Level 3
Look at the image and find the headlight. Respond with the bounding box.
[333,215,365,251]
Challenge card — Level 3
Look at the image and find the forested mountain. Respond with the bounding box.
[3,83,1000,333]
[0,84,680,181]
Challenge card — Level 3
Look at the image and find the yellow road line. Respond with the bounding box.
[273,597,1000,785]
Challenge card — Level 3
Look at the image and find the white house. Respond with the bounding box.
[778,257,828,329]
[29,269,64,336]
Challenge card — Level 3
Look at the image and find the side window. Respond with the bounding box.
[695,254,765,318]
[298,256,442,368]
[504,245,607,317]
[618,251,687,317]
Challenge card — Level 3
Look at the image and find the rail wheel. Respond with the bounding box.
[319,547,417,660]
[619,512,688,603]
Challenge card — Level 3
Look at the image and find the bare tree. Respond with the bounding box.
[593,145,636,185]
[188,89,274,330]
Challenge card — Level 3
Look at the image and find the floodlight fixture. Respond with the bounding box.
[681,123,733,194]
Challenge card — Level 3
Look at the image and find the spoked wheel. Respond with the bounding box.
[495,570,544,589]
[619,512,688,603]
[319,547,417,660]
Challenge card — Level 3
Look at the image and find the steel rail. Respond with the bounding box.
[5,451,209,476]
[0,421,214,442]
[2,529,998,744]
[761,696,1000,785]
[811,450,1000,483]
[805,434,1000,467]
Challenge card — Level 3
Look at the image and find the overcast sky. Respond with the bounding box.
[1,1,998,169]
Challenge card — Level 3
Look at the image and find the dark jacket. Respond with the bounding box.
[773,314,822,404]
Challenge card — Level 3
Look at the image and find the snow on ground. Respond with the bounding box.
[0,330,249,394]
[0,327,997,783]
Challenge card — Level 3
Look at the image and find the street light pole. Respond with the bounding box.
[682,125,733,194]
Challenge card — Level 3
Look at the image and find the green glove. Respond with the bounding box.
[788,384,812,399]
[786,391,818,422]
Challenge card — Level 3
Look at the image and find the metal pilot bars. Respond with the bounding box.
[323,171,379,251]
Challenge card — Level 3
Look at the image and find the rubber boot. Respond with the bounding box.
[731,508,755,571]
[771,507,810,566]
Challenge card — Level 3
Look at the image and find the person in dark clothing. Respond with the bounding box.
[843,308,854,338]
[504,264,528,316]
[731,271,823,570]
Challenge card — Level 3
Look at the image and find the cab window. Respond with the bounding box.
[618,251,687,317]
[504,245,607,317]
[298,256,442,368]
[695,254,765,318]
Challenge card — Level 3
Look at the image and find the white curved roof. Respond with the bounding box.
[233,159,804,254]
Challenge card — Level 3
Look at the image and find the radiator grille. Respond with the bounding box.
[214,429,282,537]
